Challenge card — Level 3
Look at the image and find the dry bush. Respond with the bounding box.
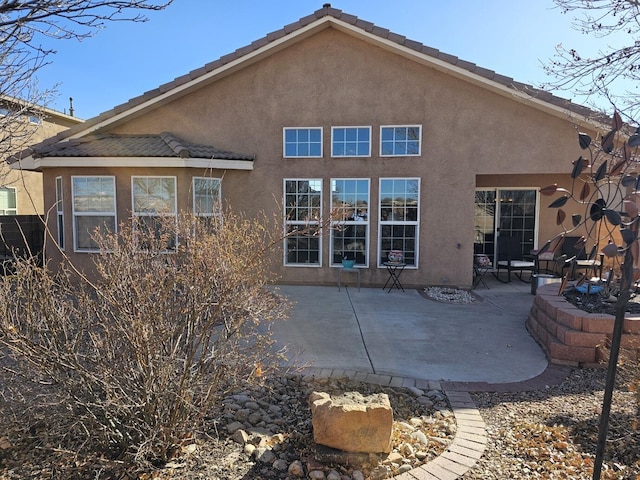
[0,211,289,467]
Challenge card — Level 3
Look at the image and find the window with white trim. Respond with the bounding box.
[56,177,64,250]
[132,176,177,250]
[283,127,323,157]
[72,176,116,251]
[284,179,322,266]
[0,187,17,215]
[193,177,221,216]
[379,178,420,267]
[284,178,322,267]
[330,179,369,266]
[332,127,371,157]
[380,125,421,156]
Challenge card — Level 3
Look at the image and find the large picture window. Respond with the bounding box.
[284,179,322,266]
[379,178,420,267]
[380,125,421,156]
[132,176,177,250]
[283,127,322,158]
[331,179,369,266]
[72,176,116,251]
[332,127,371,157]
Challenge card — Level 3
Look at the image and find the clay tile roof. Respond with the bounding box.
[44,5,607,143]
[31,132,254,161]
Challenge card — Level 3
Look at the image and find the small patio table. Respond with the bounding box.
[337,266,361,291]
[473,263,492,289]
[382,262,406,292]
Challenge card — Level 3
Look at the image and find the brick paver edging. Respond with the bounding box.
[299,363,571,479]
[300,368,486,479]
[393,390,486,480]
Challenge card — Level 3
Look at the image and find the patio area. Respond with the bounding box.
[271,275,548,384]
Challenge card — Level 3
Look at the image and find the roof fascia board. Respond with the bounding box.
[10,157,254,171]
[67,20,333,138]
[328,20,610,132]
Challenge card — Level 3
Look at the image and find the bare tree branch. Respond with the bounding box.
[544,0,640,120]
[1,0,172,184]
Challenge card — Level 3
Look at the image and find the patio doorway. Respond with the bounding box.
[474,189,538,263]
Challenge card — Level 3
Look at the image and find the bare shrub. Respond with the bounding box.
[0,210,289,466]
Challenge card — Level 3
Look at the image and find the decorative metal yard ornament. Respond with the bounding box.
[541,111,640,480]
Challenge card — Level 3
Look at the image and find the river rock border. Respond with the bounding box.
[302,368,486,480]
[527,283,640,366]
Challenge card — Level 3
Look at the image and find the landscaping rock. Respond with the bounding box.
[310,391,393,453]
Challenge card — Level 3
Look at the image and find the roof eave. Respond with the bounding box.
[63,15,608,139]
[10,156,254,171]
[326,20,610,131]
[66,18,338,138]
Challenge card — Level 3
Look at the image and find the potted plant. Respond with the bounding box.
[342,252,356,268]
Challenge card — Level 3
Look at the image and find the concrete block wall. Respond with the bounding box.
[527,284,640,366]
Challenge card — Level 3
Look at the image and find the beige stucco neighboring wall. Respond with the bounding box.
[3,107,81,215]
[40,27,605,287]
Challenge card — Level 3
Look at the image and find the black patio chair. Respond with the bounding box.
[555,236,604,280]
[494,235,535,283]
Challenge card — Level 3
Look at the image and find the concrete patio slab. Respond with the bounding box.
[271,276,548,383]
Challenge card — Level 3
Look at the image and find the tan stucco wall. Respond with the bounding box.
[42,27,604,287]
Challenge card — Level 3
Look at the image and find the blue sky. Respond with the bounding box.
[32,0,620,119]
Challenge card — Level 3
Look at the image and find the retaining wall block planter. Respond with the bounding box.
[527,284,640,366]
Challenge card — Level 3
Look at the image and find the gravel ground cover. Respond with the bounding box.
[2,286,639,479]
[463,367,639,480]
[422,287,476,304]
[1,365,638,479]
[0,373,454,480]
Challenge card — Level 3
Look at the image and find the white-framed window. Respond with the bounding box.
[283,127,323,158]
[331,127,371,157]
[330,179,370,266]
[380,125,422,156]
[0,107,40,124]
[132,176,177,250]
[378,178,420,267]
[72,176,116,252]
[0,187,17,215]
[284,179,322,266]
[193,177,221,216]
[55,177,64,250]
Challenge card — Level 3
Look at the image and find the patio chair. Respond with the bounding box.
[494,235,535,282]
[556,236,604,280]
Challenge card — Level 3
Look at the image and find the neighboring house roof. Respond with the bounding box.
[1,94,82,128]
[13,4,610,167]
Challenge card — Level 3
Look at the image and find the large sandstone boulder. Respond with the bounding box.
[310,391,393,453]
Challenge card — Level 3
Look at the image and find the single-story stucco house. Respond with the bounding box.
[10,5,614,288]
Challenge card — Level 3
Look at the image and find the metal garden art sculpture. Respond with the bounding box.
[541,111,640,480]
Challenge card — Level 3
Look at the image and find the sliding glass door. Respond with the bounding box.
[474,189,538,262]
